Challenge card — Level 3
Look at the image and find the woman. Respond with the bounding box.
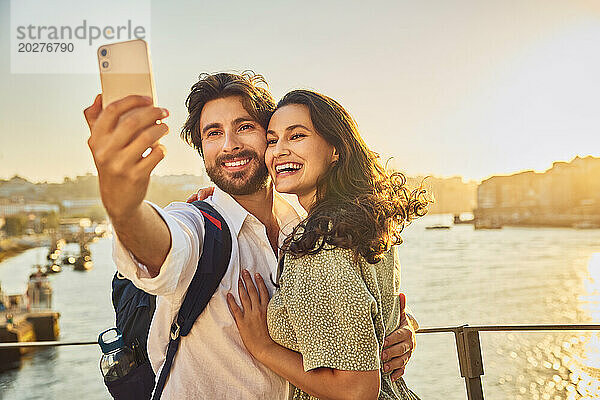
[226,90,429,400]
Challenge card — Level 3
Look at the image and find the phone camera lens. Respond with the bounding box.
[100,48,108,57]
[102,61,109,68]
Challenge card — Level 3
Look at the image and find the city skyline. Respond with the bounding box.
[1,1,599,183]
[1,152,595,185]
[3,154,597,222]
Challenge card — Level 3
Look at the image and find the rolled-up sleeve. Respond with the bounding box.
[111,200,204,299]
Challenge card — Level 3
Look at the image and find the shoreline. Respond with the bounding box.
[0,235,49,264]
[0,246,30,263]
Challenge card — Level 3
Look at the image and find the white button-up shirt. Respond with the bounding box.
[111,186,300,399]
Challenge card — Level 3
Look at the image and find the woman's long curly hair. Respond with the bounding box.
[279,90,431,265]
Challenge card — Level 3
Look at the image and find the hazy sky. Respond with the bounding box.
[1,0,599,183]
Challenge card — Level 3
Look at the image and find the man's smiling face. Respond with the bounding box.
[200,96,269,195]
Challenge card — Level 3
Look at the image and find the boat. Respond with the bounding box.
[453,214,475,225]
[46,236,66,262]
[73,242,93,271]
[426,225,451,230]
[44,263,62,274]
[73,257,92,271]
[573,221,600,229]
[62,254,77,265]
[0,267,60,371]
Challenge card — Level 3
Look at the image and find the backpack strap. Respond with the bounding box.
[152,200,232,400]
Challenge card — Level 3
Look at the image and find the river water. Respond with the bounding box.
[0,214,599,400]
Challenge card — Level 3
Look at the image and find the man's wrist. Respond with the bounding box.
[110,203,145,228]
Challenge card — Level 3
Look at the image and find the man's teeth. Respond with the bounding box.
[276,163,303,173]
[224,159,250,167]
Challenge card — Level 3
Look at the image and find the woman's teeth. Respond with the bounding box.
[275,162,303,173]
[224,158,250,167]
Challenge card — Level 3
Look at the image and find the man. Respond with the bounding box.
[84,72,416,399]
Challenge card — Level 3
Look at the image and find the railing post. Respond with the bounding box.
[454,325,484,400]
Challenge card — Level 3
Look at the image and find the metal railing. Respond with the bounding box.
[1,323,600,399]
[415,323,600,399]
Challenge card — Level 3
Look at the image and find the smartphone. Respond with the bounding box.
[97,39,157,109]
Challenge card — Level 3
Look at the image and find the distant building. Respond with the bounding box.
[0,199,59,217]
[61,198,103,213]
[0,176,42,198]
[0,199,60,235]
[408,176,477,215]
[474,155,600,227]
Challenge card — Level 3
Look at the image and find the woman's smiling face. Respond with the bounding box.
[265,104,338,209]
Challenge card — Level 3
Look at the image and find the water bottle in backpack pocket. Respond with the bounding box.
[99,271,157,400]
[99,327,155,399]
[99,328,137,381]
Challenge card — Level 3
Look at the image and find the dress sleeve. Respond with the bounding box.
[280,247,381,372]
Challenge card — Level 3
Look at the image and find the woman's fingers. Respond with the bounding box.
[242,270,260,306]
[255,273,270,307]
[226,293,243,320]
[234,269,267,320]
[238,275,251,311]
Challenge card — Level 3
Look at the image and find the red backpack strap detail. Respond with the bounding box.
[199,210,222,230]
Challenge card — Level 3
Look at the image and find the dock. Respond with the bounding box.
[0,269,61,370]
[0,311,60,370]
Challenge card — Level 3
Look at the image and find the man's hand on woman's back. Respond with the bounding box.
[382,293,416,381]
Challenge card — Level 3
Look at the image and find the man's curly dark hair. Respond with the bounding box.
[180,71,276,156]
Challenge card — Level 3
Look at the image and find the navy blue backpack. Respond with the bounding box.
[104,201,232,400]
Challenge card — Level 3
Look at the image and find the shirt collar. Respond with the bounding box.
[210,186,250,237]
[210,186,301,238]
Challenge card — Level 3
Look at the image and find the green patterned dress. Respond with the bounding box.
[267,245,421,400]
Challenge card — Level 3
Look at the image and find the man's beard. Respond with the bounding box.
[205,149,270,196]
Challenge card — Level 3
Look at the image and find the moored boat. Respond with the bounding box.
[0,268,60,371]
[73,242,93,271]
[573,221,600,229]
[453,214,475,224]
[425,225,451,230]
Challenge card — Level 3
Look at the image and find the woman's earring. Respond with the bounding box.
[332,148,340,163]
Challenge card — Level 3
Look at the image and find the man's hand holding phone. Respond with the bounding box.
[84,94,169,223]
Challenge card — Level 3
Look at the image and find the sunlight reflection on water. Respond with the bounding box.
[399,215,600,400]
